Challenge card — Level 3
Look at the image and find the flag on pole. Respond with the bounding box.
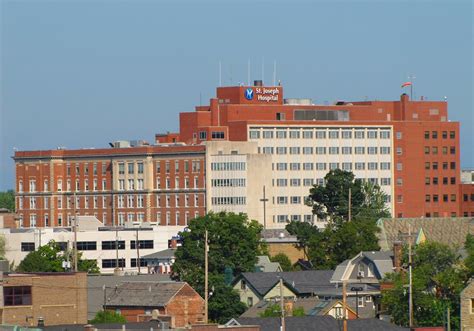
[401,82,412,88]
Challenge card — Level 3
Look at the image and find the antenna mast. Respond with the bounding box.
[247,59,250,86]
[273,60,277,86]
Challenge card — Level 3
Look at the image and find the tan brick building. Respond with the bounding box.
[461,280,474,331]
[1,272,87,326]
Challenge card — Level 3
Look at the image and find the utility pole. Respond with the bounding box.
[348,187,352,222]
[115,228,119,271]
[136,228,141,274]
[279,278,285,331]
[260,186,268,229]
[204,230,209,324]
[447,307,451,331]
[408,224,413,328]
[342,281,348,331]
[73,192,78,272]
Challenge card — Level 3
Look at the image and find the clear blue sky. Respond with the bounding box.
[1,0,472,190]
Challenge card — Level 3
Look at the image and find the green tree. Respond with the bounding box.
[0,190,15,212]
[292,306,305,316]
[17,240,99,273]
[464,234,474,277]
[382,242,467,330]
[0,235,6,259]
[270,253,293,272]
[171,212,263,322]
[90,310,126,324]
[258,303,305,317]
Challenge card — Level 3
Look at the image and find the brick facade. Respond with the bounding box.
[461,281,474,330]
[1,272,87,326]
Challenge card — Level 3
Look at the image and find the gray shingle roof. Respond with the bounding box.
[234,316,408,331]
[255,256,282,272]
[106,281,186,307]
[142,248,176,260]
[377,217,474,251]
[239,270,334,296]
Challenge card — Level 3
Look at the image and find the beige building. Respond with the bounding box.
[461,280,474,331]
[1,272,87,326]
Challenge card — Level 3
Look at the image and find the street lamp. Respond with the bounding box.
[351,286,364,318]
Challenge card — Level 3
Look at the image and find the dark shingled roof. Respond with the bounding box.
[106,281,187,307]
[142,248,176,260]
[238,270,334,296]
[234,316,409,331]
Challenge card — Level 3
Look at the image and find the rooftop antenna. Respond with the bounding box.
[219,61,222,87]
[273,60,277,86]
[229,64,233,85]
[247,58,250,86]
[261,56,265,84]
[408,74,416,100]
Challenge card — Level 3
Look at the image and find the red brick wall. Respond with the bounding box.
[166,283,205,327]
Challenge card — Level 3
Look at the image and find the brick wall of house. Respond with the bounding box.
[267,243,305,264]
[2,272,87,326]
[166,283,205,327]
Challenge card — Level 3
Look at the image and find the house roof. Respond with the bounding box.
[236,270,334,296]
[331,251,393,283]
[240,297,322,318]
[87,274,171,320]
[231,316,409,331]
[106,281,191,307]
[142,248,176,260]
[255,256,282,272]
[377,217,474,251]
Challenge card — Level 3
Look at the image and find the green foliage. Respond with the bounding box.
[90,310,126,324]
[287,170,388,269]
[307,170,390,221]
[171,212,263,323]
[258,303,305,317]
[17,240,99,273]
[0,190,15,212]
[0,235,6,259]
[292,306,305,316]
[382,242,467,329]
[270,253,293,272]
[464,234,474,277]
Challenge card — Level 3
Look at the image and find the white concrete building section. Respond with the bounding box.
[248,125,395,227]
[205,141,273,227]
[1,216,184,274]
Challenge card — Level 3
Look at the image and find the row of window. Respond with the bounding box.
[260,146,391,155]
[210,162,246,171]
[211,197,247,205]
[18,177,108,193]
[118,194,202,209]
[211,178,246,187]
[101,258,152,269]
[424,146,456,155]
[273,162,391,171]
[424,131,456,139]
[463,194,474,202]
[20,240,154,252]
[425,194,457,203]
[155,160,201,174]
[250,128,391,140]
[155,176,200,190]
[274,177,391,187]
[19,195,110,211]
[425,177,457,185]
[198,131,225,140]
[424,161,456,170]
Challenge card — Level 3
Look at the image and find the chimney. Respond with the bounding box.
[169,238,178,249]
[393,241,402,273]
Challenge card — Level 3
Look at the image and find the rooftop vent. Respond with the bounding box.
[254,80,263,87]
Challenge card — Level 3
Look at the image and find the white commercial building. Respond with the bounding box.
[1,216,184,274]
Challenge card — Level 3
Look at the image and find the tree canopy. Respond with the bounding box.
[17,240,99,273]
[287,170,389,269]
[90,310,126,324]
[0,190,15,212]
[270,253,293,272]
[382,241,468,329]
[171,212,264,323]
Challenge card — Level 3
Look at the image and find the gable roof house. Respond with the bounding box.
[105,281,204,328]
[254,256,282,272]
[232,270,334,308]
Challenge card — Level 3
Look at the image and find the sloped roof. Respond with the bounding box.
[142,248,176,260]
[377,217,474,251]
[331,251,393,283]
[237,270,334,296]
[106,281,189,307]
[241,297,321,318]
[256,256,282,272]
[233,316,409,331]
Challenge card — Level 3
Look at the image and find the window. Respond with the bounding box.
[249,130,260,139]
[263,130,274,139]
[199,131,207,140]
[137,162,144,174]
[450,162,456,170]
[451,194,456,202]
[396,147,403,155]
[303,163,313,171]
[450,131,455,139]
[342,163,352,171]
[433,177,438,185]
[396,132,402,139]
[303,178,314,186]
[290,196,301,204]
[289,130,300,139]
[316,130,326,139]
[367,147,377,155]
[355,147,365,155]
[290,179,301,186]
[443,194,448,202]
[131,240,154,249]
[443,162,448,170]
[424,131,430,139]
[276,147,287,155]
[118,163,125,175]
[303,147,313,154]
[290,163,300,171]
[21,242,35,252]
[450,177,456,185]
[355,162,365,170]
[342,130,352,139]
[315,147,326,155]
[241,280,247,290]
[130,258,147,268]
[247,297,253,307]
[425,195,431,202]
[329,147,339,155]
[277,196,288,204]
[368,162,378,170]
[102,241,125,250]
[381,178,391,186]
[77,241,97,251]
[450,146,456,155]
[3,286,32,306]
[433,162,438,170]
[380,131,390,139]
[432,147,438,155]
[355,131,365,139]
[443,177,448,185]
[29,179,36,192]
[424,147,430,155]
[329,163,339,170]
[102,259,125,268]
[367,131,377,139]
[211,131,225,139]
[128,163,134,174]
[432,131,438,139]
[425,177,430,185]
[18,180,23,193]
[342,147,352,155]
[137,179,144,190]
[433,195,439,203]
[84,164,89,175]
[380,147,390,154]
[329,130,339,139]
[289,147,300,154]
[302,130,313,139]
[276,179,288,187]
